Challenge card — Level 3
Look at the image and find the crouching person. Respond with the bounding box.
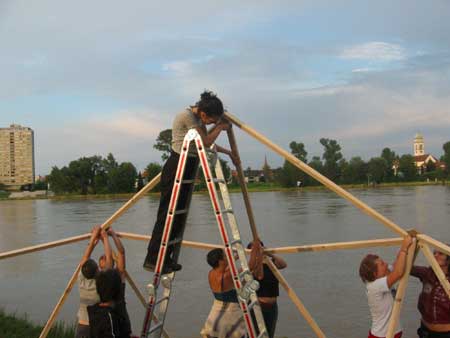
[359,235,413,338]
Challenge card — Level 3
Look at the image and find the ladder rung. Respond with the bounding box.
[148,322,164,334]
[167,238,182,246]
[221,208,233,214]
[155,296,170,305]
[181,179,195,184]
[230,238,241,246]
[174,209,188,215]
[213,178,225,183]
[247,299,257,310]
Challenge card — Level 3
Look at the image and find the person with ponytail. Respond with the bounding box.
[143,91,238,273]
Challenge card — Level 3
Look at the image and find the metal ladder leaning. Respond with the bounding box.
[140,128,268,338]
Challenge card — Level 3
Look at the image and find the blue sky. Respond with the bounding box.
[1,0,450,175]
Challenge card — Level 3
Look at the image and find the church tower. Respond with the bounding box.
[414,133,425,156]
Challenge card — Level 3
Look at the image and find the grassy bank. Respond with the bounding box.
[0,309,75,338]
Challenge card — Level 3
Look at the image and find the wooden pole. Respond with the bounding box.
[385,239,417,338]
[226,128,260,241]
[418,242,450,299]
[0,233,90,260]
[116,232,221,251]
[265,258,326,338]
[417,234,450,256]
[224,112,407,237]
[39,174,162,338]
[264,238,403,254]
[38,264,82,338]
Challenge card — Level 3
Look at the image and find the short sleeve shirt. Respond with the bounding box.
[171,108,206,155]
[366,276,402,337]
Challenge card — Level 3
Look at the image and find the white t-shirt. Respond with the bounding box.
[366,276,402,337]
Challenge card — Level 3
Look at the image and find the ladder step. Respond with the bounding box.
[174,209,188,215]
[155,296,170,305]
[230,239,242,246]
[167,238,182,246]
[148,322,164,334]
[181,179,195,184]
[213,178,225,183]
[221,208,234,214]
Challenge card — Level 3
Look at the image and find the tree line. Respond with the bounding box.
[44,128,450,194]
[274,139,450,187]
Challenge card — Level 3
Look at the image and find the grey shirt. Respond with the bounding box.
[78,273,100,324]
[171,108,206,155]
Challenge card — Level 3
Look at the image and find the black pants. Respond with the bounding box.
[261,302,278,338]
[147,151,199,259]
[418,323,450,338]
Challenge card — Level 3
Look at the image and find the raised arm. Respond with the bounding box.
[80,226,101,265]
[107,228,126,279]
[248,241,264,280]
[100,229,113,270]
[387,235,413,288]
[266,252,287,270]
[195,120,230,148]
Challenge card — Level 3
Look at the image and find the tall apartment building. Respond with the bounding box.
[0,124,35,190]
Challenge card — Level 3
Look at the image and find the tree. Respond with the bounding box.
[109,162,137,193]
[368,157,388,184]
[279,141,307,187]
[320,138,343,182]
[306,156,323,186]
[398,154,417,181]
[145,162,162,181]
[443,141,450,177]
[381,148,397,181]
[137,172,144,191]
[154,129,172,161]
[426,161,436,173]
[343,156,367,184]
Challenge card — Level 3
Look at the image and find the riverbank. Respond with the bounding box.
[1,180,448,201]
[0,309,75,338]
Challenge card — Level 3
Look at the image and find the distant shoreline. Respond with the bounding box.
[1,180,448,201]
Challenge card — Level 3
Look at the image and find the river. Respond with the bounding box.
[1,185,449,337]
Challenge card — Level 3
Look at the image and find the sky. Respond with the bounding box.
[1,0,450,176]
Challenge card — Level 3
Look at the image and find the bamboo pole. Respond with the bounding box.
[265,258,326,338]
[0,233,90,260]
[418,242,450,299]
[385,239,417,338]
[264,238,403,254]
[226,128,260,241]
[116,231,222,251]
[224,112,407,237]
[417,234,450,256]
[38,264,82,338]
[39,175,161,338]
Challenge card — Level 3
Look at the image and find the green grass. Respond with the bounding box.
[0,309,75,338]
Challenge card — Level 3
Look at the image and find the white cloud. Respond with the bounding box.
[340,42,406,61]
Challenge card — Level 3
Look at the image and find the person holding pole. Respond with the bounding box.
[359,235,413,338]
[247,240,287,338]
[411,247,450,338]
[143,90,237,273]
[76,226,113,338]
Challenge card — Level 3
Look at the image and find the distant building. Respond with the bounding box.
[0,124,35,190]
[412,133,445,174]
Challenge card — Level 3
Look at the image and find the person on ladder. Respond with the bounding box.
[143,90,238,273]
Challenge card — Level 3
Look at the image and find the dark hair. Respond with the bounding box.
[196,91,224,118]
[247,241,265,249]
[207,248,224,268]
[359,254,379,283]
[81,258,98,279]
[95,269,122,303]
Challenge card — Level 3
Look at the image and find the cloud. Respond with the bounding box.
[340,42,406,61]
